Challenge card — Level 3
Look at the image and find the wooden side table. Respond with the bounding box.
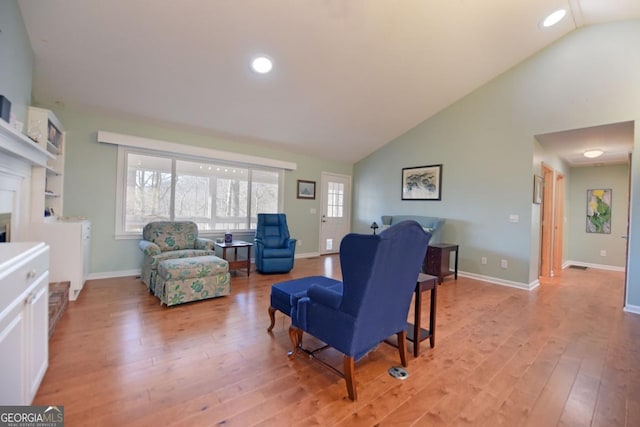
[407,273,438,356]
[214,240,253,276]
[424,243,459,284]
[384,273,438,357]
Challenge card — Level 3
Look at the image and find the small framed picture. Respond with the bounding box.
[401,164,442,201]
[297,180,316,199]
[47,121,62,149]
[533,175,543,204]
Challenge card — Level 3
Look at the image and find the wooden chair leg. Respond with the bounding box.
[288,326,302,359]
[267,306,276,332]
[397,330,408,367]
[343,355,357,401]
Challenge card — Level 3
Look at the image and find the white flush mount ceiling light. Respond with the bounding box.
[250,55,273,74]
[542,9,567,27]
[584,149,604,158]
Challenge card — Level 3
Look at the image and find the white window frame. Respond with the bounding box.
[105,132,294,239]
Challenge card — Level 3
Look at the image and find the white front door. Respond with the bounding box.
[319,172,351,254]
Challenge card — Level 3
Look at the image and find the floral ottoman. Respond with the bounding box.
[156,255,231,306]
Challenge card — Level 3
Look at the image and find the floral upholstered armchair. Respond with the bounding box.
[139,221,216,294]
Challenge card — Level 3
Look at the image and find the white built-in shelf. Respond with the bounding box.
[45,166,62,176]
[28,106,65,222]
[46,141,60,156]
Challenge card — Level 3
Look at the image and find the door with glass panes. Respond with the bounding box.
[319,172,351,254]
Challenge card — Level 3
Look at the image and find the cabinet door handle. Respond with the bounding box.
[26,270,37,279]
[24,291,34,305]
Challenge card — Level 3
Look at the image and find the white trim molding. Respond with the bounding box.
[98,130,297,170]
[295,251,321,259]
[623,304,640,315]
[0,119,53,167]
[563,260,626,272]
[458,271,539,291]
[88,269,141,281]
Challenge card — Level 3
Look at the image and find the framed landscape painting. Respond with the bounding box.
[401,164,442,201]
[297,180,316,199]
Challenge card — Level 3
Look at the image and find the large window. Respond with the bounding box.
[118,149,283,236]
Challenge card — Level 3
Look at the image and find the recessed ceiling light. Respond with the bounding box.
[584,149,604,158]
[251,55,273,74]
[542,9,567,27]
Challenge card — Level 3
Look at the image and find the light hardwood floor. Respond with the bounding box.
[35,257,639,426]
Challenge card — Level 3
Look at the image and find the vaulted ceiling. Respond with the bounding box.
[17,0,640,163]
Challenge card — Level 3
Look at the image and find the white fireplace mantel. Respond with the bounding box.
[0,119,55,242]
[0,120,53,167]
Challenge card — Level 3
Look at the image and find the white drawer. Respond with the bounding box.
[0,245,49,308]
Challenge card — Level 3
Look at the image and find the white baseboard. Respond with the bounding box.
[564,260,625,272]
[87,254,323,281]
[87,268,534,291]
[87,269,141,280]
[623,304,640,315]
[295,252,321,259]
[458,271,539,291]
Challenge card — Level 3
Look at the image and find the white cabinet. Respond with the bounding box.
[0,242,49,405]
[30,219,90,301]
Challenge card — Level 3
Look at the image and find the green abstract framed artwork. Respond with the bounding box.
[586,189,611,234]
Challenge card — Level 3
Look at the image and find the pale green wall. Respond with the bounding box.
[354,97,535,284]
[354,20,640,298]
[0,0,32,123]
[567,165,629,267]
[48,108,352,274]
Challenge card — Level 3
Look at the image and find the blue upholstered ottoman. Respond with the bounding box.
[267,275,342,332]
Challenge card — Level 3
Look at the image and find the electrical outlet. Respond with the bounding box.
[481,256,487,265]
[298,240,303,247]
[600,250,606,257]
[501,259,508,269]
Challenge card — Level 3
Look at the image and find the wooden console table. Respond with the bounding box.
[424,243,459,284]
[214,240,253,276]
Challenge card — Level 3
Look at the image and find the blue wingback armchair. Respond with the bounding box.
[289,220,431,400]
[254,213,297,273]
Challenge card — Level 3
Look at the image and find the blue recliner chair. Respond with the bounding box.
[254,213,297,273]
[288,220,431,401]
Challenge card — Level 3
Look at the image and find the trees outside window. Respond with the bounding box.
[121,151,282,234]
